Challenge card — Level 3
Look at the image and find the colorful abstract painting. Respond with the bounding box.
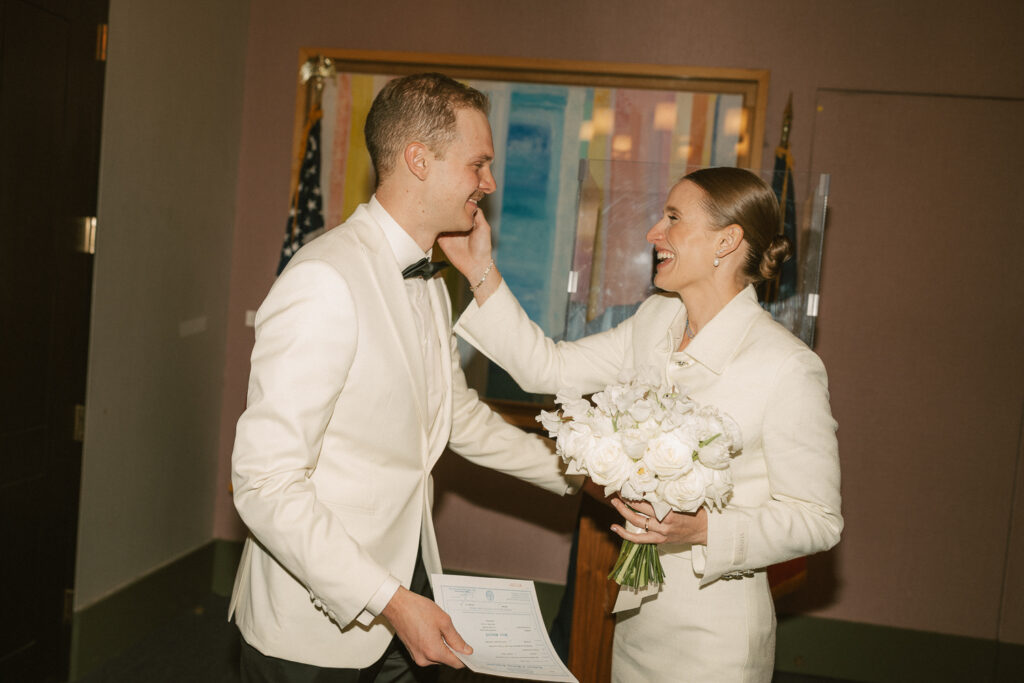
[312,73,743,347]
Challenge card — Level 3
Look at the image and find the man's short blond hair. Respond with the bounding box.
[364,73,490,183]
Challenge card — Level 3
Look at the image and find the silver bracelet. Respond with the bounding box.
[469,259,495,292]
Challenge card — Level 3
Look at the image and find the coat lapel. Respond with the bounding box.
[349,210,428,426]
[425,280,453,469]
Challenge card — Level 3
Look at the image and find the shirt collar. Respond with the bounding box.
[368,195,431,271]
[676,285,765,374]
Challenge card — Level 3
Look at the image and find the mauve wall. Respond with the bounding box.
[77,0,248,609]
[212,0,1024,643]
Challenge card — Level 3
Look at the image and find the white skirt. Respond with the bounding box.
[612,552,776,683]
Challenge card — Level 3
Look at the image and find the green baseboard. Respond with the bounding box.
[70,540,1024,683]
[776,614,1024,683]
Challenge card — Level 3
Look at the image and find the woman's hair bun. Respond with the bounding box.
[758,235,793,281]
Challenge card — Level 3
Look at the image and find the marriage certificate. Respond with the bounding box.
[431,574,578,682]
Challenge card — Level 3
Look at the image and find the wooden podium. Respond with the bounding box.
[566,495,621,683]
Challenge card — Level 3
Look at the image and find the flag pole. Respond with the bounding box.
[780,93,792,150]
[300,55,336,119]
[760,94,794,303]
[278,57,335,274]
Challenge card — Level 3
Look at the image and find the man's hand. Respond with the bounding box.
[381,586,472,668]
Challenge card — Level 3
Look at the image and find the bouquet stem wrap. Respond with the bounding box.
[609,519,664,589]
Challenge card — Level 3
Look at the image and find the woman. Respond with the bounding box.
[440,167,842,682]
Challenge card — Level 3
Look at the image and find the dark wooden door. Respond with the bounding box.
[0,0,106,679]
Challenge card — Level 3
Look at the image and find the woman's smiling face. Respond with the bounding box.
[646,180,719,294]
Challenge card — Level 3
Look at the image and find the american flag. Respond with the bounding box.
[277,110,325,274]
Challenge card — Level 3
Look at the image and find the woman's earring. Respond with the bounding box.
[713,251,722,267]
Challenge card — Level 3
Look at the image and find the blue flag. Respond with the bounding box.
[278,109,325,274]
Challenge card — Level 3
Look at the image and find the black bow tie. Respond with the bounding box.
[401,258,449,280]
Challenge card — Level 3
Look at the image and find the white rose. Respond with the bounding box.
[696,439,731,469]
[586,411,616,437]
[703,466,734,510]
[721,413,743,451]
[691,409,722,443]
[644,432,695,480]
[617,427,648,460]
[659,467,707,513]
[619,458,659,501]
[580,437,632,490]
[670,422,700,449]
[558,422,595,461]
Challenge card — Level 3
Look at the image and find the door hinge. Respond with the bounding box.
[96,24,108,62]
[73,404,86,442]
[75,217,97,254]
[64,588,75,624]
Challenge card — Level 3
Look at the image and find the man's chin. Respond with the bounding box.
[438,224,474,238]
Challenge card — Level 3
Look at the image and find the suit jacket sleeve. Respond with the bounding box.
[232,260,393,626]
[441,284,579,493]
[695,347,843,584]
[454,280,635,395]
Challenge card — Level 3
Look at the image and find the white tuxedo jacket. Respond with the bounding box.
[229,204,575,668]
[456,282,842,585]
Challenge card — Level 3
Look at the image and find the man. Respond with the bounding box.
[229,73,578,682]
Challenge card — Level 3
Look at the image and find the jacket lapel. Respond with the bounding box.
[349,209,428,426]
[425,280,452,469]
[684,285,763,375]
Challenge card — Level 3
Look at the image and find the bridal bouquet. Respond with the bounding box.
[537,370,743,590]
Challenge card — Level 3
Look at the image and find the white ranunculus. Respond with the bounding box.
[643,432,695,481]
[619,458,659,501]
[696,439,731,469]
[580,437,631,490]
[658,467,707,513]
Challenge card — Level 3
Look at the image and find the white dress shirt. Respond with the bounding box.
[359,196,446,618]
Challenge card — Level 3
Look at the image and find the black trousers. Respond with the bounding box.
[240,550,437,683]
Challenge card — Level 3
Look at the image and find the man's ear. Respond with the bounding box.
[716,224,745,257]
[404,142,429,181]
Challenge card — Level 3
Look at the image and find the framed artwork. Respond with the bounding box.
[289,50,770,403]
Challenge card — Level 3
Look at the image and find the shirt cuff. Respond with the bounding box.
[355,574,402,627]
